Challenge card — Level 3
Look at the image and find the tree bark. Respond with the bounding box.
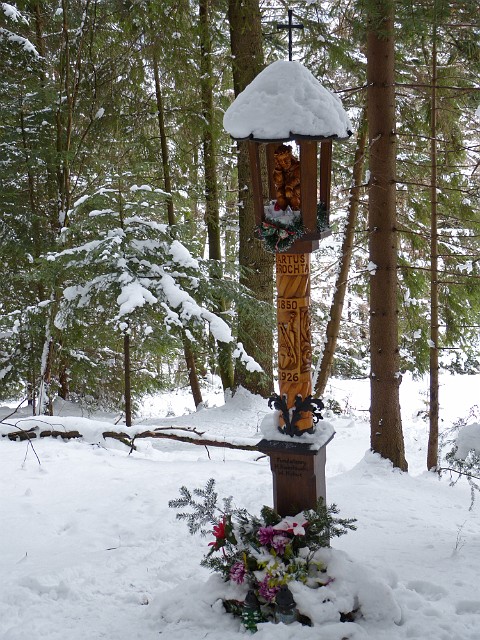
[199,0,234,391]
[124,331,132,427]
[315,108,367,397]
[227,0,274,397]
[152,51,176,226]
[38,331,54,416]
[367,1,407,471]
[428,20,439,471]
[183,336,203,408]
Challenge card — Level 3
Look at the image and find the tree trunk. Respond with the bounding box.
[199,0,234,391]
[38,332,54,416]
[58,361,69,400]
[152,51,176,226]
[367,1,408,471]
[147,31,205,404]
[183,336,203,408]
[314,108,367,397]
[124,331,132,427]
[228,0,274,397]
[428,20,439,471]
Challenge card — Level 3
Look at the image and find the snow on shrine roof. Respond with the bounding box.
[223,60,352,142]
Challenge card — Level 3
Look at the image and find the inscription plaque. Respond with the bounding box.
[272,456,308,478]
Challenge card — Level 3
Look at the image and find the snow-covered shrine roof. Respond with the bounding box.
[223,60,352,142]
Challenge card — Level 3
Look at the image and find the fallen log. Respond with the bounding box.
[2,424,260,453]
[102,429,260,452]
[3,427,82,441]
[5,427,37,442]
[40,430,82,440]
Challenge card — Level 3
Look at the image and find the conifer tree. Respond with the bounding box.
[227,0,274,397]
[366,0,408,471]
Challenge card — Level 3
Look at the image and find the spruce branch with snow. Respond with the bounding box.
[44,177,262,409]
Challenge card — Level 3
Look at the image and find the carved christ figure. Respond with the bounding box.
[273,144,301,211]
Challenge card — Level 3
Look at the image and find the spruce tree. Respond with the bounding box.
[366,0,408,471]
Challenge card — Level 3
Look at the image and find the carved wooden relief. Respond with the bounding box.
[276,253,313,432]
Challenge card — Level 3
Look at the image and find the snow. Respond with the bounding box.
[1,373,480,639]
[223,60,352,141]
[1,2,27,22]
[455,423,480,458]
[232,343,263,373]
[169,239,200,270]
[0,27,38,55]
[116,281,158,318]
[264,202,300,225]
[260,411,335,449]
[130,184,153,192]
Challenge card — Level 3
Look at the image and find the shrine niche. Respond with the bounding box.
[251,138,334,255]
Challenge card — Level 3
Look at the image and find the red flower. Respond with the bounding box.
[209,517,227,549]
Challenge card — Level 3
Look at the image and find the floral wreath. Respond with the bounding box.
[255,202,304,253]
[256,201,329,254]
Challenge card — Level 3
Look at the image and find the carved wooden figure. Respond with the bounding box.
[273,145,301,211]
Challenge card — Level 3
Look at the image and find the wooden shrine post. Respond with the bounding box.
[255,140,335,516]
[257,250,331,517]
[223,54,351,518]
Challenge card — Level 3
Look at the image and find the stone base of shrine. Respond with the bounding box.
[258,437,333,517]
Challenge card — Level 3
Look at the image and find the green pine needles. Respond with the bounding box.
[168,478,234,537]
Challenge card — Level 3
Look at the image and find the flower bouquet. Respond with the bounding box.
[169,479,356,625]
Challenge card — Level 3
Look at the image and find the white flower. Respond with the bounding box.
[273,513,308,536]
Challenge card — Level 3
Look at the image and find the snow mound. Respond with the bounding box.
[150,549,401,638]
[455,422,480,458]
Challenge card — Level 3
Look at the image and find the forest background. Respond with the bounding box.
[1,0,479,451]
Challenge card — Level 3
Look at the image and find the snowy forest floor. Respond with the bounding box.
[1,373,480,639]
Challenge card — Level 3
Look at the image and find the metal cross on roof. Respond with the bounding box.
[277,9,304,62]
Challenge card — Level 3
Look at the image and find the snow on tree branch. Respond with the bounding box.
[1,4,38,56]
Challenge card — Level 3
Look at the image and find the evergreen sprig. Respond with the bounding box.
[168,478,223,536]
[302,499,357,553]
[255,216,305,253]
[441,446,480,509]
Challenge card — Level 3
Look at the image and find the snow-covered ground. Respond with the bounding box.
[1,373,479,639]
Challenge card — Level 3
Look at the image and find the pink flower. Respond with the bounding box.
[258,576,279,602]
[257,526,275,546]
[271,534,288,555]
[273,513,308,536]
[229,562,246,584]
